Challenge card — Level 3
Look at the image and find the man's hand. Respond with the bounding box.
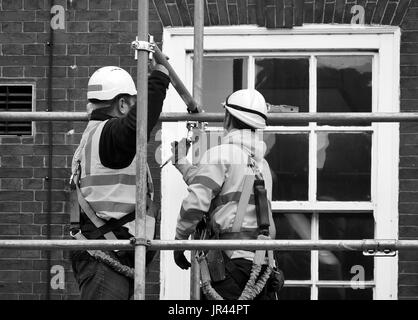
[174,250,191,270]
[171,138,191,164]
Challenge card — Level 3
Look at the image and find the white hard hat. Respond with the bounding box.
[87,66,137,101]
[224,89,267,129]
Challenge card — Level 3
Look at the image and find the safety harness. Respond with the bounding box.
[197,154,278,300]
[69,159,157,279]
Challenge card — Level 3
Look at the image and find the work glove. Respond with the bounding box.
[174,250,191,270]
[267,268,285,294]
[171,138,192,164]
[149,54,169,76]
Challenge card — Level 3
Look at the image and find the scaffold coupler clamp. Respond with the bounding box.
[131,35,155,61]
[362,240,397,257]
[130,237,151,248]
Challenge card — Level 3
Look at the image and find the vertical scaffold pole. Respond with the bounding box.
[134,0,149,300]
[190,0,204,300]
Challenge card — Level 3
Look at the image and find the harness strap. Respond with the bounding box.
[75,185,118,240]
[88,211,135,240]
[232,172,255,232]
[219,230,258,240]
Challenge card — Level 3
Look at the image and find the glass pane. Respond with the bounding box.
[318,288,373,300]
[274,213,311,280]
[202,57,247,127]
[255,58,309,113]
[317,132,372,201]
[317,56,372,113]
[278,287,311,300]
[264,133,309,201]
[319,212,374,281]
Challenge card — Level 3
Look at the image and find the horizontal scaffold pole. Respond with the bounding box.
[0,240,417,251]
[2,112,418,123]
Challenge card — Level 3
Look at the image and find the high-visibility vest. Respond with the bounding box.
[176,130,276,261]
[78,120,154,237]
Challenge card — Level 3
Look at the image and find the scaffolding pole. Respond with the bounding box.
[134,0,149,301]
[0,239,417,251]
[3,112,418,123]
[190,0,204,300]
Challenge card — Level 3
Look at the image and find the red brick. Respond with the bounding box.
[111,21,132,32]
[110,44,131,55]
[2,44,23,55]
[0,191,33,201]
[400,250,418,261]
[0,259,33,270]
[0,202,20,213]
[18,294,40,300]
[1,178,22,190]
[23,179,44,190]
[89,44,110,55]
[20,225,41,236]
[23,0,44,10]
[2,0,23,10]
[111,0,131,10]
[67,21,88,33]
[1,156,23,168]
[1,22,22,32]
[76,11,118,21]
[23,22,44,33]
[34,214,69,225]
[0,282,32,294]
[0,11,35,22]
[76,55,119,66]
[0,137,22,144]
[0,271,19,282]
[24,67,45,77]
[42,225,64,237]
[3,66,24,77]
[0,33,37,44]
[67,44,88,55]
[42,201,65,213]
[399,261,418,273]
[90,0,111,10]
[24,44,45,56]
[21,202,42,213]
[89,21,111,32]
[399,286,418,296]
[0,225,20,236]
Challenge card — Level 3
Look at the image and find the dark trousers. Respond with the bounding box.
[209,258,275,300]
[71,252,134,300]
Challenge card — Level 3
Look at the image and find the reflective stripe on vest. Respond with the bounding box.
[79,120,154,222]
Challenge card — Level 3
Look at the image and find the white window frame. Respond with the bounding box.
[160,25,400,300]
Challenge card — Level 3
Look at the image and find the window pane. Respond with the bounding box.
[202,57,247,127]
[264,133,309,201]
[255,58,309,113]
[274,213,311,280]
[319,212,374,281]
[318,288,373,300]
[317,132,372,201]
[317,56,372,113]
[278,287,311,300]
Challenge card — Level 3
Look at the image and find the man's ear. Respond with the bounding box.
[118,97,128,115]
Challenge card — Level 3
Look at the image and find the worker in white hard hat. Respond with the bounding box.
[70,61,170,300]
[172,89,284,300]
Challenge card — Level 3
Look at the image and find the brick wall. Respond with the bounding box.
[399,1,418,301]
[0,0,163,300]
[0,0,417,300]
